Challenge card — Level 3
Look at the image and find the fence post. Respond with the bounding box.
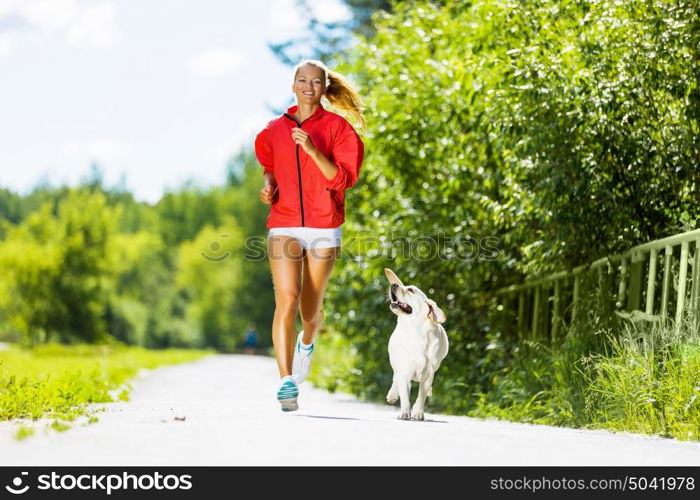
[517,290,525,339]
[661,245,673,318]
[692,238,700,320]
[532,286,540,340]
[552,279,561,342]
[572,274,580,322]
[646,248,658,315]
[617,259,628,309]
[627,255,643,311]
[543,283,552,341]
[675,241,689,331]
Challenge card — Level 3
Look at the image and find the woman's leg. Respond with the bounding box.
[299,246,340,345]
[268,235,304,378]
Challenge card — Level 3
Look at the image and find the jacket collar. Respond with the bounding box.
[284,103,326,125]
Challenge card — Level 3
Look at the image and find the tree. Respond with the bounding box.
[310,0,700,401]
[175,218,245,350]
[222,150,276,346]
[156,184,226,247]
[0,189,119,344]
[0,188,24,240]
[269,0,394,65]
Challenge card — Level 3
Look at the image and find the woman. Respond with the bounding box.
[255,59,365,412]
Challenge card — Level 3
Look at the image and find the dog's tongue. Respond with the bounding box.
[398,301,412,314]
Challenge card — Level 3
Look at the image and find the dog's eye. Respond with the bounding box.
[408,288,415,293]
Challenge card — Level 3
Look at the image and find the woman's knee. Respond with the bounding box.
[274,287,300,312]
[300,303,322,324]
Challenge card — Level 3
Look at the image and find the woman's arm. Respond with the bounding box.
[307,149,338,181]
[291,127,338,180]
[260,172,278,205]
[264,171,277,188]
[291,125,364,189]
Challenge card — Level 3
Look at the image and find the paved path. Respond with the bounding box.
[1,354,700,466]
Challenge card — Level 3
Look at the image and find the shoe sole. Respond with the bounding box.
[279,396,299,412]
[277,385,299,412]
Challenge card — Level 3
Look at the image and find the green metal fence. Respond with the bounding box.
[495,228,700,342]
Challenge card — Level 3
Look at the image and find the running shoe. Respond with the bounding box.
[291,330,314,385]
[276,376,299,412]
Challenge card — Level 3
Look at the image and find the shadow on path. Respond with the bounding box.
[297,414,361,421]
[296,414,449,424]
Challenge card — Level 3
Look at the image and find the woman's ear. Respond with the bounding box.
[426,299,446,323]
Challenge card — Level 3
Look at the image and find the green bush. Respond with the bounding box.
[309,0,700,440]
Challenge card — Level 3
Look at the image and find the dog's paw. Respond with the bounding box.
[411,411,425,421]
[386,391,399,404]
[397,410,411,420]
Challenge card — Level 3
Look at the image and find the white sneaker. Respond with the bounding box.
[291,331,314,385]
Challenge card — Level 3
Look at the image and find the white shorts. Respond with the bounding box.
[267,226,342,249]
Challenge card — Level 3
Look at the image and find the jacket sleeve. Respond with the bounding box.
[254,126,274,174]
[324,122,364,191]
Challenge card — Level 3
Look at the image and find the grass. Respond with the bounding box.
[581,319,700,440]
[0,343,211,436]
[466,316,700,441]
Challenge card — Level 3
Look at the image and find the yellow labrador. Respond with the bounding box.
[384,268,449,420]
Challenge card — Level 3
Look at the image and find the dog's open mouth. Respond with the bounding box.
[390,299,413,314]
[389,288,412,314]
[392,302,413,314]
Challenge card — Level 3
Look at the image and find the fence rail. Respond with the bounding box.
[495,228,700,342]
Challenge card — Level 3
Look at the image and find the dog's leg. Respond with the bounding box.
[397,377,411,420]
[386,378,399,404]
[411,373,434,421]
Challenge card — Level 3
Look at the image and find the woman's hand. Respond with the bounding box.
[259,184,278,205]
[291,127,317,155]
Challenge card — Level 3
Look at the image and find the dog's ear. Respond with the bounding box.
[384,268,404,286]
[426,299,446,323]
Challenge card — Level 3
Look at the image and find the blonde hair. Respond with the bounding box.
[294,59,366,131]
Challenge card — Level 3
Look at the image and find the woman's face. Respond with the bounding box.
[292,64,326,105]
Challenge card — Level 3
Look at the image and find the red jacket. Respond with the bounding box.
[255,103,364,229]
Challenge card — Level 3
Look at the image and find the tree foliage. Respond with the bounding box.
[315,0,700,400]
[0,150,274,349]
[0,191,118,344]
[269,0,394,65]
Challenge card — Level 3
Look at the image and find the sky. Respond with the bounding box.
[0,0,351,204]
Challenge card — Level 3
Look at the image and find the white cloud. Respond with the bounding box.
[267,0,351,42]
[0,32,13,57]
[62,138,131,163]
[21,0,79,34]
[311,1,351,24]
[189,48,246,77]
[210,113,271,162]
[0,0,17,17]
[268,0,302,40]
[0,0,120,53]
[66,2,120,49]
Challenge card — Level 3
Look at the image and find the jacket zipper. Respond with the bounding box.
[284,113,307,227]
